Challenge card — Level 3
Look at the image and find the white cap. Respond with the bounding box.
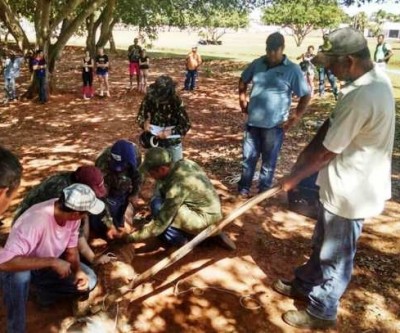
[63,184,105,215]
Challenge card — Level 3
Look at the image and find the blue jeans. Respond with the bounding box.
[37,75,47,102]
[293,205,363,320]
[238,125,284,193]
[4,77,16,100]
[89,194,129,237]
[184,70,198,90]
[318,68,338,99]
[166,142,183,162]
[1,262,97,333]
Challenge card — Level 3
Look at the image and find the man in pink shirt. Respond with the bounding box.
[0,183,105,333]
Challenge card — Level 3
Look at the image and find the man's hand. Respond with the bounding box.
[282,114,300,133]
[239,99,248,114]
[74,270,89,291]
[128,195,140,208]
[144,120,151,132]
[280,176,301,192]
[51,258,71,278]
[106,226,125,240]
[157,128,172,139]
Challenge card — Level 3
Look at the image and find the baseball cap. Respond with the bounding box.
[110,140,137,172]
[74,166,106,198]
[139,147,172,174]
[313,28,368,65]
[62,184,105,215]
[266,32,285,51]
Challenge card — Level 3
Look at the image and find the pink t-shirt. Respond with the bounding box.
[0,199,80,264]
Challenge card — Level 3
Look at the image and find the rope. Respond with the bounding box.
[173,280,262,310]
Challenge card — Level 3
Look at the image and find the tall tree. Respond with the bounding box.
[351,11,369,31]
[261,0,346,46]
[0,0,106,93]
[189,8,249,43]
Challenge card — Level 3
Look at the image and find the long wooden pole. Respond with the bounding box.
[104,185,282,306]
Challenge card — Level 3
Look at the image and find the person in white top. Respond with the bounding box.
[273,27,395,330]
[373,34,393,71]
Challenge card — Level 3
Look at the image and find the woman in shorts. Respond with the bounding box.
[95,47,110,97]
[138,49,149,93]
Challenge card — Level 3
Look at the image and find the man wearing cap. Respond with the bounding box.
[238,32,311,198]
[124,147,235,250]
[274,27,395,329]
[0,184,104,333]
[128,37,142,90]
[93,139,142,237]
[184,46,202,91]
[137,75,191,162]
[12,165,114,265]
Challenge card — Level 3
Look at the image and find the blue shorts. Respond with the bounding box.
[96,70,108,77]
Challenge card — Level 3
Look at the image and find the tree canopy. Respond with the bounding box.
[261,0,346,46]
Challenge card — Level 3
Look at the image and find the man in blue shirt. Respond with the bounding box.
[238,32,311,197]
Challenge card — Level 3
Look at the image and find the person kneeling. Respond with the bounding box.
[124,147,235,250]
[0,184,104,333]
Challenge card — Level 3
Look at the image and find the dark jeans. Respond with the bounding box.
[89,194,129,237]
[293,205,363,320]
[184,69,198,90]
[238,125,284,194]
[37,75,47,102]
[1,262,97,333]
[82,71,93,87]
[318,68,338,99]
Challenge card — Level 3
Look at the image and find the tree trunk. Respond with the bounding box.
[109,31,116,53]
[96,0,117,49]
[0,0,31,52]
[108,19,118,53]
[86,14,96,55]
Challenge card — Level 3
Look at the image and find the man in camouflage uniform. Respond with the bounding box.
[125,147,235,250]
[12,166,115,265]
[137,75,191,162]
[92,139,141,238]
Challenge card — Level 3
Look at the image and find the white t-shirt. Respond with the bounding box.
[0,199,80,264]
[317,66,395,219]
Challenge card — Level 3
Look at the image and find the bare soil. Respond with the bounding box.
[0,46,399,333]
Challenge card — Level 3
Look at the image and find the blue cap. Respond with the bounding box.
[110,140,137,172]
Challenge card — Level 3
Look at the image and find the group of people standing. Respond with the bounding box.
[237,28,394,330]
[0,27,396,331]
[296,33,393,100]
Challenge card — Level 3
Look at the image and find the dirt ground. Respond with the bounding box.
[0,47,399,333]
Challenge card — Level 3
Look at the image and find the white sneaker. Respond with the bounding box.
[99,90,104,97]
[106,91,111,97]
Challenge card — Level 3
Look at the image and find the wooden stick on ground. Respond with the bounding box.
[104,185,282,306]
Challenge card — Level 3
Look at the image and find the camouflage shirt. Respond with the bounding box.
[95,145,142,198]
[137,94,191,142]
[128,159,222,242]
[13,172,74,222]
